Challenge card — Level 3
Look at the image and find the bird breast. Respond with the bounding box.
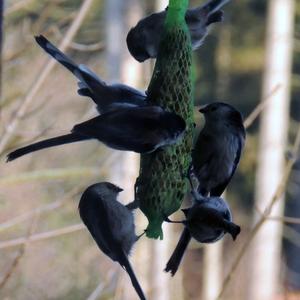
[198,133,239,191]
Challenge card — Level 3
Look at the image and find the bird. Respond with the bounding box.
[126,0,230,62]
[78,182,146,300]
[165,194,240,239]
[6,106,186,161]
[165,102,245,276]
[35,35,146,114]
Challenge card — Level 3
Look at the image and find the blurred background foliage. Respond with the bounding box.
[0,0,299,299]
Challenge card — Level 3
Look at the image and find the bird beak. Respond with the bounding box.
[181,208,189,216]
[199,104,208,114]
[116,187,123,193]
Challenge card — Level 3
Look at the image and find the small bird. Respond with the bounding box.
[126,0,230,62]
[78,182,146,300]
[165,195,240,276]
[35,35,146,114]
[165,102,245,276]
[6,106,186,161]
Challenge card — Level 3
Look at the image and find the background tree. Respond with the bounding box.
[249,0,295,299]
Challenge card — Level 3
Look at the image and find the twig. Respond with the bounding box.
[0,214,38,289]
[0,151,119,231]
[217,123,300,300]
[0,223,85,249]
[282,225,300,248]
[0,167,102,186]
[4,0,35,16]
[70,41,105,52]
[86,282,105,300]
[0,186,81,231]
[268,216,300,225]
[243,84,281,129]
[0,0,95,155]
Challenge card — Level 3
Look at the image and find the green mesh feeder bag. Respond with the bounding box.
[135,0,195,239]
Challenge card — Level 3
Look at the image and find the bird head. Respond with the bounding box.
[126,26,152,63]
[88,182,123,200]
[199,102,244,130]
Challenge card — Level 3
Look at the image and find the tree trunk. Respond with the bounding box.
[249,1,295,299]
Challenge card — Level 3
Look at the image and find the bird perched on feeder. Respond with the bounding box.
[6,106,186,161]
[165,194,240,241]
[165,102,245,276]
[127,0,230,62]
[78,182,146,300]
[35,35,146,114]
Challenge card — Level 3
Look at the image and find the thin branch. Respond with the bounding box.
[194,84,281,131]
[4,0,35,16]
[0,0,95,155]
[217,123,300,300]
[0,186,81,231]
[0,215,38,289]
[70,41,105,52]
[0,151,119,231]
[243,84,281,129]
[282,225,300,248]
[0,167,102,186]
[0,223,85,249]
[268,216,300,225]
[86,282,105,300]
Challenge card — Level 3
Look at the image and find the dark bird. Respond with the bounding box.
[35,35,146,113]
[165,102,245,276]
[126,0,230,62]
[6,106,186,161]
[165,195,240,276]
[78,182,146,300]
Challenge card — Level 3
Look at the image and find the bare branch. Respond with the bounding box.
[282,225,300,248]
[0,167,102,186]
[70,41,105,52]
[0,215,38,289]
[4,0,35,16]
[0,223,85,249]
[0,151,119,231]
[217,123,300,300]
[267,216,300,225]
[86,282,105,300]
[0,0,95,155]
[0,186,81,231]
[244,84,281,129]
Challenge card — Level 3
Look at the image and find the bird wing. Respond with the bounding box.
[210,134,244,196]
[192,131,215,170]
[79,202,113,259]
[72,107,182,153]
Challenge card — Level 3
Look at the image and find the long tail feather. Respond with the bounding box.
[35,35,78,74]
[120,251,146,300]
[7,133,89,161]
[165,228,191,276]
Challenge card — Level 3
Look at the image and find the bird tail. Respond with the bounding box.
[7,133,89,162]
[165,228,191,276]
[35,35,105,102]
[120,251,146,300]
[224,221,241,241]
[35,35,79,74]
